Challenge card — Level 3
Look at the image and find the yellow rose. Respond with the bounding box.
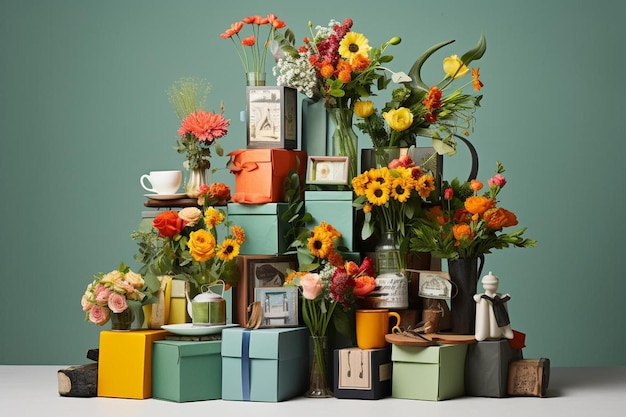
[443,54,469,79]
[187,229,216,262]
[382,107,413,132]
[354,100,375,118]
[124,270,144,289]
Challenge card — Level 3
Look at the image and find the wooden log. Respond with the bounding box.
[57,363,98,397]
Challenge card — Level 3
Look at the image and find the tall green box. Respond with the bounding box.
[152,340,222,402]
[391,344,468,401]
[304,191,355,251]
[221,327,309,402]
[227,203,289,255]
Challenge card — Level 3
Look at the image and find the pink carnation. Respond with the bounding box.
[89,305,110,326]
[488,174,507,188]
[108,292,128,313]
[177,110,230,143]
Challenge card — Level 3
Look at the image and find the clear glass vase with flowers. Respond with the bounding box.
[220,13,287,85]
[131,183,245,298]
[273,18,407,181]
[168,78,230,197]
[81,262,159,330]
[284,221,377,397]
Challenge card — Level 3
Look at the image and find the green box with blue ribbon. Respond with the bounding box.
[221,327,309,402]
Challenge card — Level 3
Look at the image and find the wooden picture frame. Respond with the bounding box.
[306,156,350,185]
[254,286,299,328]
[246,86,297,149]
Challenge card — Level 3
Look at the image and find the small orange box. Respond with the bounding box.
[227,149,306,203]
[97,329,168,399]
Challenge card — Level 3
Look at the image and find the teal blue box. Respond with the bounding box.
[221,327,309,402]
[227,203,289,255]
[304,191,355,251]
[152,340,222,402]
[391,344,468,401]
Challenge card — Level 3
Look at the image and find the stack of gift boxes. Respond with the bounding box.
[87,87,549,403]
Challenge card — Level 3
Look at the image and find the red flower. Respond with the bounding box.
[177,110,230,143]
[153,211,186,238]
[353,276,376,297]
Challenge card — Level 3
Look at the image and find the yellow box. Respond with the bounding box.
[97,330,168,399]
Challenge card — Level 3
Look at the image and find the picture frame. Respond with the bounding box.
[246,86,297,149]
[233,255,298,326]
[254,286,299,328]
[306,156,350,185]
[412,270,452,300]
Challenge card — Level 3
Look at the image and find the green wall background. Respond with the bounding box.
[1,0,624,366]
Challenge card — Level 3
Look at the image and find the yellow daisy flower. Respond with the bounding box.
[231,225,246,245]
[338,31,371,64]
[204,207,224,228]
[217,238,240,262]
[365,180,390,206]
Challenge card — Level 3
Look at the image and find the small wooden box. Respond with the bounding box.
[246,86,297,149]
[507,358,550,397]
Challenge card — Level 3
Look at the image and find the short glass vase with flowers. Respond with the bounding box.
[409,162,537,334]
[284,221,376,397]
[220,13,287,86]
[81,262,159,330]
[131,183,245,301]
[168,78,230,198]
[354,34,487,169]
[273,18,407,181]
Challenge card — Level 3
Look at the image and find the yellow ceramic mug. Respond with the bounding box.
[355,309,401,349]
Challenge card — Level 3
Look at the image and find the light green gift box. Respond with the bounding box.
[221,327,309,402]
[227,203,289,255]
[391,343,468,401]
[152,340,222,402]
[304,191,355,251]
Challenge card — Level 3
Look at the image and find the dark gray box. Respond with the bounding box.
[465,339,523,397]
[333,347,392,400]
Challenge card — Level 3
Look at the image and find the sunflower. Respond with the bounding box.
[390,177,412,203]
[216,238,239,262]
[416,174,436,199]
[365,180,390,206]
[338,32,372,65]
[351,174,370,196]
[307,232,334,259]
[367,167,390,186]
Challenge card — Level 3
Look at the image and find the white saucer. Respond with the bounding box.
[145,193,188,201]
[161,323,239,336]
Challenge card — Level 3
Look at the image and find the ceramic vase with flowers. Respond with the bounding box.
[81,263,159,331]
[284,221,376,397]
[273,18,406,181]
[168,78,230,198]
[410,162,537,334]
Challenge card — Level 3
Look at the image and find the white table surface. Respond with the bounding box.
[1,366,624,417]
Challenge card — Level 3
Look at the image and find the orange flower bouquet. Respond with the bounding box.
[409,162,537,259]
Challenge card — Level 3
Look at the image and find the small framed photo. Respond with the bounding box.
[306,156,350,185]
[254,286,299,327]
[246,86,297,149]
[246,255,297,309]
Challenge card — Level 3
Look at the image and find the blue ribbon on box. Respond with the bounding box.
[241,329,252,401]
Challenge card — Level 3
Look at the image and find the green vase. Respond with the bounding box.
[110,308,134,331]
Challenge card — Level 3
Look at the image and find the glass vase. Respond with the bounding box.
[374,230,409,309]
[246,72,266,86]
[184,168,207,198]
[306,336,332,398]
[328,107,358,181]
[110,308,134,331]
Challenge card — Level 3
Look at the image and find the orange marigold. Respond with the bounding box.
[452,223,474,242]
[483,207,518,229]
[464,196,496,215]
[320,64,334,78]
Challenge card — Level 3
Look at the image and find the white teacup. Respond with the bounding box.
[140,170,182,195]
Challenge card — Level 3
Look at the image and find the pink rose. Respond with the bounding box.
[94,284,111,304]
[108,292,128,313]
[89,305,110,325]
[81,294,93,311]
[300,273,323,300]
[488,174,506,188]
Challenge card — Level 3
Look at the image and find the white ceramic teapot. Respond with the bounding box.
[185,280,226,326]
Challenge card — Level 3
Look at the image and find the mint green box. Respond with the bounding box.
[304,191,355,251]
[391,343,468,401]
[152,340,222,402]
[227,203,289,255]
[221,327,309,402]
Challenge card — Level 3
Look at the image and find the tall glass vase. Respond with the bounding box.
[373,231,409,309]
[306,336,332,398]
[184,168,207,198]
[447,255,485,334]
[246,72,266,86]
[328,107,358,181]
